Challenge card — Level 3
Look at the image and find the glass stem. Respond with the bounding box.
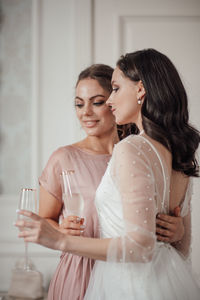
[25,242,29,270]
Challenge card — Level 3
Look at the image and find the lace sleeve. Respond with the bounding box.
[107,137,157,263]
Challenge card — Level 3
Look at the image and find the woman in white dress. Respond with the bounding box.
[16,49,200,299]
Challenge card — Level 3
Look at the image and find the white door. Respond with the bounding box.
[93,0,200,280]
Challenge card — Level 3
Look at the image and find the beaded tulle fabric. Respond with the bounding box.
[84,134,200,300]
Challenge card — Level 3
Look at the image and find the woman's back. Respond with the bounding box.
[145,136,190,213]
[146,136,192,258]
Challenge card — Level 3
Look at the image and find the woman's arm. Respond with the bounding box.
[15,199,186,261]
[16,137,164,263]
[156,206,184,244]
[16,210,109,261]
[39,185,62,229]
[41,183,184,243]
[16,139,157,263]
[39,186,84,235]
[171,210,191,258]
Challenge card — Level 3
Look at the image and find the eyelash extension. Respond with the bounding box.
[112,87,119,92]
[93,101,105,106]
[75,104,83,108]
[75,101,105,108]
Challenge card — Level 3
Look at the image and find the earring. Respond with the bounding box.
[137,98,142,105]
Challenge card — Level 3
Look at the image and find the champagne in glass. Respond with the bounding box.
[61,170,84,218]
[18,188,37,271]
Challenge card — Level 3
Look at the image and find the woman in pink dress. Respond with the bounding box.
[38,64,185,300]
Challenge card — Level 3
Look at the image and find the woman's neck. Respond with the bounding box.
[74,129,119,155]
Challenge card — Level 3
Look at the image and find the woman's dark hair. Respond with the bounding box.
[76,64,138,139]
[76,64,114,93]
[117,49,199,176]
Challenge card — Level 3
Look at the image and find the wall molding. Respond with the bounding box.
[73,0,94,75]
[117,15,200,55]
[31,0,40,187]
[72,0,94,140]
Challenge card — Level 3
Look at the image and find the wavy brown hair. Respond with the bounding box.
[117,49,199,176]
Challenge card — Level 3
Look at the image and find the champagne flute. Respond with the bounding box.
[61,170,84,220]
[18,188,37,271]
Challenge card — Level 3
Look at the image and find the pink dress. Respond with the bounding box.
[39,145,111,300]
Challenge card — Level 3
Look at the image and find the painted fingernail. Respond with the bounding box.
[80,225,85,229]
[76,217,81,222]
[16,209,20,213]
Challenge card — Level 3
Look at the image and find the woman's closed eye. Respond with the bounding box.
[93,101,105,106]
[75,103,84,108]
[75,101,105,108]
[112,87,119,93]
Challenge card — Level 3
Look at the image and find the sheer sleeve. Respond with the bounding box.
[107,138,157,263]
[39,148,63,202]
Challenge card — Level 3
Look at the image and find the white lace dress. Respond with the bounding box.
[84,134,200,300]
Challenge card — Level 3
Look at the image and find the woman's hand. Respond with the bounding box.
[15,210,66,251]
[156,207,184,243]
[59,216,85,236]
